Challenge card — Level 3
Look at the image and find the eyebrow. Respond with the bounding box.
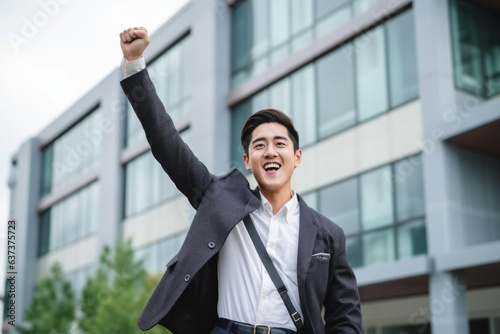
[251,136,289,145]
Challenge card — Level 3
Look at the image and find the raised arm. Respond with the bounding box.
[120,27,213,209]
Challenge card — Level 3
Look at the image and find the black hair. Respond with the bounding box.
[240,108,299,156]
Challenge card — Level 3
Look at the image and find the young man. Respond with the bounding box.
[120,27,361,334]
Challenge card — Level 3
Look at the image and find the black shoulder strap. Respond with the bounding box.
[243,215,304,330]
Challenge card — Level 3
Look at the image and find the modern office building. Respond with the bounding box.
[6,0,500,333]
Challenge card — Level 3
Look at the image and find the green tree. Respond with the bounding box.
[79,239,169,333]
[18,263,75,334]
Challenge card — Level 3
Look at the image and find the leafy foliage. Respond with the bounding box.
[79,238,169,333]
[18,263,75,334]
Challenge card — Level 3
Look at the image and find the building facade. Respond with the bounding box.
[6,0,500,333]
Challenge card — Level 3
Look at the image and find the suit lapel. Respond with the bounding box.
[240,187,261,220]
[244,189,318,282]
[297,196,318,289]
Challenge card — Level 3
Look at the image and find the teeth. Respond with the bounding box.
[264,163,280,170]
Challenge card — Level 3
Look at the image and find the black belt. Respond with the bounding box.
[217,318,297,334]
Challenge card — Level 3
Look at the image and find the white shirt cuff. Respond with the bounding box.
[120,57,146,79]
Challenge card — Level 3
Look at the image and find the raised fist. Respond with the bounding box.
[120,27,150,61]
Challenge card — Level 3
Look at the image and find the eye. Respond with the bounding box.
[254,143,264,149]
[277,142,286,146]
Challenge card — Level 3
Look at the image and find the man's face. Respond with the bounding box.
[243,122,302,195]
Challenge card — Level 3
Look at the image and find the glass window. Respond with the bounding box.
[346,236,362,268]
[451,0,483,95]
[311,155,426,268]
[252,89,270,112]
[39,211,51,255]
[232,0,359,85]
[150,155,161,207]
[300,191,318,211]
[66,193,77,244]
[125,157,136,217]
[41,107,101,196]
[483,16,500,97]
[231,100,252,172]
[49,204,59,253]
[40,145,53,196]
[356,26,389,121]
[387,9,419,107]
[230,0,420,105]
[319,178,360,235]
[398,219,427,259]
[360,166,393,230]
[39,182,99,255]
[124,150,180,218]
[167,44,182,112]
[353,0,384,16]
[78,184,88,238]
[89,181,99,233]
[291,30,314,53]
[315,0,349,20]
[394,155,425,222]
[315,3,351,39]
[251,56,269,78]
[136,155,151,213]
[270,44,290,66]
[291,64,317,147]
[150,242,160,274]
[230,8,420,172]
[269,77,291,114]
[149,49,169,108]
[270,0,290,48]
[291,0,313,35]
[251,0,269,59]
[450,0,500,98]
[316,45,356,138]
[363,228,395,266]
[232,0,251,73]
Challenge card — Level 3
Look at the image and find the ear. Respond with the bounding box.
[294,149,302,168]
[243,154,251,170]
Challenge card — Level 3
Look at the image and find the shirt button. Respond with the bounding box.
[184,274,191,282]
[208,241,215,249]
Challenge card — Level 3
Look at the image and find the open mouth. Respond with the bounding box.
[263,162,281,174]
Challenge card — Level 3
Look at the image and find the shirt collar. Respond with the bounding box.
[259,190,299,224]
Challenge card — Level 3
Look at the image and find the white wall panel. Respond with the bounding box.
[292,100,422,194]
[37,236,97,280]
[123,196,191,249]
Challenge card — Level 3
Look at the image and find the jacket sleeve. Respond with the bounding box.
[120,68,213,209]
[324,229,362,333]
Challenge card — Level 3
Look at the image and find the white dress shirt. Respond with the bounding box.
[121,58,302,330]
[121,57,145,79]
[217,191,302,330]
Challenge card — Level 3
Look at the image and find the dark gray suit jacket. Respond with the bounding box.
[121,69,362,334]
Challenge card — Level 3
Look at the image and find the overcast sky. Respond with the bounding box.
[0,0,189,298]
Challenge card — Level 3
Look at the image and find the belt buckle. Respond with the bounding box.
[253,324,271,334]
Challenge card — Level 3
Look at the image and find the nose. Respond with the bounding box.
[264,145,277,158]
